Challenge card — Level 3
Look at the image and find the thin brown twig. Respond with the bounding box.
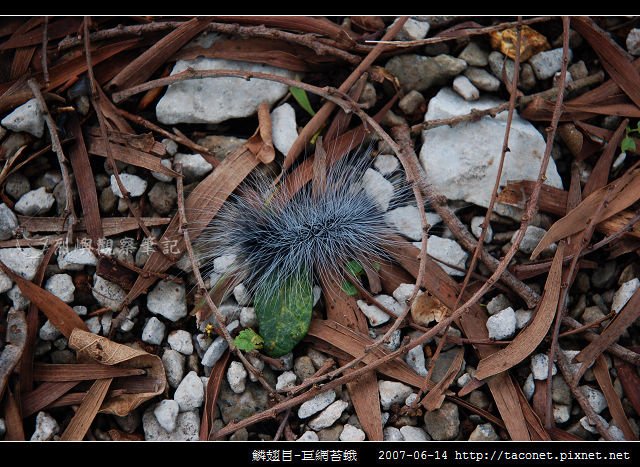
[273,408,291,441]
[57,20,361,64]
[26,79,76,246]
[41,16,49,85]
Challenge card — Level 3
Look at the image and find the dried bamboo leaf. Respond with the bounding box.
[583,119,627,197]
[21,381,79,418]
[572,17,640,110]
[33,363,145,382]
[0,309,26,399]
[593,356,636,440]
[17,216,170,235]
[615,358,640,418]
[475,242,565,380]
[531,166,640,258]
[0,17,81,50]
[61,378,112,441]
[109,17,212,90]
[3,387,25,440]
[68,329,166,416]
[422,347,464,411]
[203,351,231,440]
[574,288,640,379]
[67,114,103,242]
[0,260,88,338]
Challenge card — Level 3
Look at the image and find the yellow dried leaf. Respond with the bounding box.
[411,292,450,326]
[490,25,550,61]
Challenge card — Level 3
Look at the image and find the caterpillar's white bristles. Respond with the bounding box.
[196,145,412,302]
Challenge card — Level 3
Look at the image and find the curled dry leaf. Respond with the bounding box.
[68,328,166,416]
[489,24,549,61]
[410,291,450,326]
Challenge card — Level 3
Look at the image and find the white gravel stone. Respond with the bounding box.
[468,423,499,441]
[452,75,480,101]
[227,361,248,394]
[580,414,607,434]
[529,48,573,80]
[73,305,88,316]
[308,400,349,431]
[357,300,390,327]
[340,424,366,441]
[457,372,472,388]
[423,235,468,276]
[375,294,404,316]
[486,306,516,340]
[174,371,204,412]
[470,216,493,243]
[173,153,212,181]
[151,159,174,182]
[458,42,489,67]
[142,317,166,345]
[168,330,193,355]
[162,349,185,389]
[607,425,626,441]
[298,390,337,419]
[147,279,187,322]
[385,205,422,241]
[2,98,44,137]
[110,174,147,198]
[233,283,251,306]
[553,404,571,424]
[0,247,42,280]
[486,294,512,315]
[276,371,297,391]
[523,373,535,400]
[405,393,418,406]
[154,399,179,432]
[57,248,98,271]
[44,273,75,303]
[39,320,61,341]
[92,276,126,311]
[143,406,199,440]
[627,28,640,56]
[516,225,551,255]
[405,345,428,376]
[362,168,394,212]
[393,17,430,41]
[374,154,399,175]
[464,67,501,92]
[392,283,419,305]
[561,349,584,377]
[120,318,135,333]
[14,187,55,216]
[239,307,257,328]
[7,285,29,310]
[0,203,18,240]
[246,355,264,383]
[420,88,562,210]
[531,353,557,380]
[379,380,413,410]
[612,278,639,314]
[156,54,294,124]
[30,412,60,441]
[85,316,101,334]
[0,271,11,294]
[297,430,320,441]
[213,254,236,274]
[515,309,532,329]
[0,418,5,437]
[384,426,404,441]
[580,385,607,414]
[270,103,298,156]
[200,321,239,367]
[401,426,430,441]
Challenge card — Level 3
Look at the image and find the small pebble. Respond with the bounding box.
[142,317,166,345]
[308,400,349,431]
[611,278,639,314]
[5,173,30,200]
[92,276,126,311]
[405,345,427,376]
[393,17,430,41]
[464,67,501,92]
[486,306,516,340]
[213,254,236,274]
[579,385,607,414]
[2,98,44,137]
[452,75,480,101]
[357,300,391,327]
[270,103,298,156]
[468,423,499,441]
[38,320,62,341]
[470,216,492,243]
[44,273,75,303]
[515,309,532,329]
[523,373,535,400]
[275,371,297,391]
[297,431,319,441]
[385,205,423,241]
[379,380,413,410]
[147,279,187,322]
[174,371,204,412]
[627,28,640,56]
[239,307,257,328]
[14,187,55,216]
[458,42,489,66]
[516,225,551,255]
[162,349,186,389]
[227,361,248,394]
[398,91,425,116]
[553,404,571,424]
[423,401,459,440]
[340,424,366,441]
[362,168,394,212]
[531,353,557,380]
[529,48,573,80]
[174,153,213,181]
[168,330,193,355]
[154,400,179,433]
[0,203,18,240]
[294,356,316,382]
[298,390,337,419]
[383,426,404,441]
[400,426,430,441]
[30,412,60,441]
[486,294,512,315]
[110,174,147,198]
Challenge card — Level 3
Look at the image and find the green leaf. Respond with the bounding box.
[341,281,358,296]
[255,270,313,357]
[290,86,316,117]
[234,329,264,352]
[621,136,636,153]
[346,260,364,277]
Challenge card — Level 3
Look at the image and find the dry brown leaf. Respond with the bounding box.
[67,114,103,242]
[17,216,170,236]
[61,378,112,441]
[202,351,231,440]
[475,242,565,380]
[21,381,79,418]
[574,288,640,381]
[109,17,212,91]
[3,387,25,440]
[422,347,464,411]
[583,119,628,197]
[68,329,166,416]
[411,292,450,326]
[572,17,640,110]
[615,358,640,418]
[0,309,26,399]
[593,356,637,440]
[33,363,145,382]
[531,166,640,259]
[0,260,88,338]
